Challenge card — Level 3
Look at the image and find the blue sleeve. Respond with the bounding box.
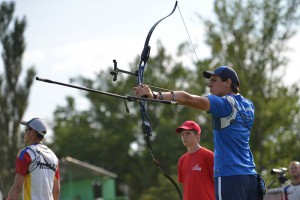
[19,147,30,160]
[207,95,232,118]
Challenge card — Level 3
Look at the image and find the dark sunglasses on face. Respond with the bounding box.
[24,127,32,133]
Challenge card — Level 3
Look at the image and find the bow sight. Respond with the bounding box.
[110,60,138,81]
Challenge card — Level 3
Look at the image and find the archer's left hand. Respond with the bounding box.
[133,84,154,98]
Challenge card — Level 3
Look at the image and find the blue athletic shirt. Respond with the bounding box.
[207,94,257,177]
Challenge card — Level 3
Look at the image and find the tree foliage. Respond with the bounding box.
[0,1,36,194]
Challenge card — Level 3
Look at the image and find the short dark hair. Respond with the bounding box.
[220,76,240,93]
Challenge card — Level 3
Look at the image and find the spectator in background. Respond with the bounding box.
[176,120,214,200]
[284,161,300,200]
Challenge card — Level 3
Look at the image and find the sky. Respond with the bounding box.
[3,0,300,137]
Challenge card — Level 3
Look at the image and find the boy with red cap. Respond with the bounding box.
[176,120,214,200]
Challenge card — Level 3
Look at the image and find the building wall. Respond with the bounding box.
[60,177,117,200]
[102,178,116,200]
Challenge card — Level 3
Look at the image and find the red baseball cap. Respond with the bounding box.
[175,120,201,134]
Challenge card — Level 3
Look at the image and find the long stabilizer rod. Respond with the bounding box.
[35,77,177,105]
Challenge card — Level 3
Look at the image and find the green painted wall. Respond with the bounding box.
[60,178,117,200]
[102,178,116,200]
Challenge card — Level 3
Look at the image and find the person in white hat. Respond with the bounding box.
[7,118,60,200]
[175,120,214,200]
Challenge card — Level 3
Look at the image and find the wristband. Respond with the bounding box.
[152,91,157,99]
[170,91,175,101]
[158,91,164,100]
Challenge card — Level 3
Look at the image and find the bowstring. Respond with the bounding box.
[177,3,200,65]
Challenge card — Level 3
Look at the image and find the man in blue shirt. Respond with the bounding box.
[134,66,262,199]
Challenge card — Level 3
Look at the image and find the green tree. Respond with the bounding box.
[201,0,300,187]
[0,1,36,194]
